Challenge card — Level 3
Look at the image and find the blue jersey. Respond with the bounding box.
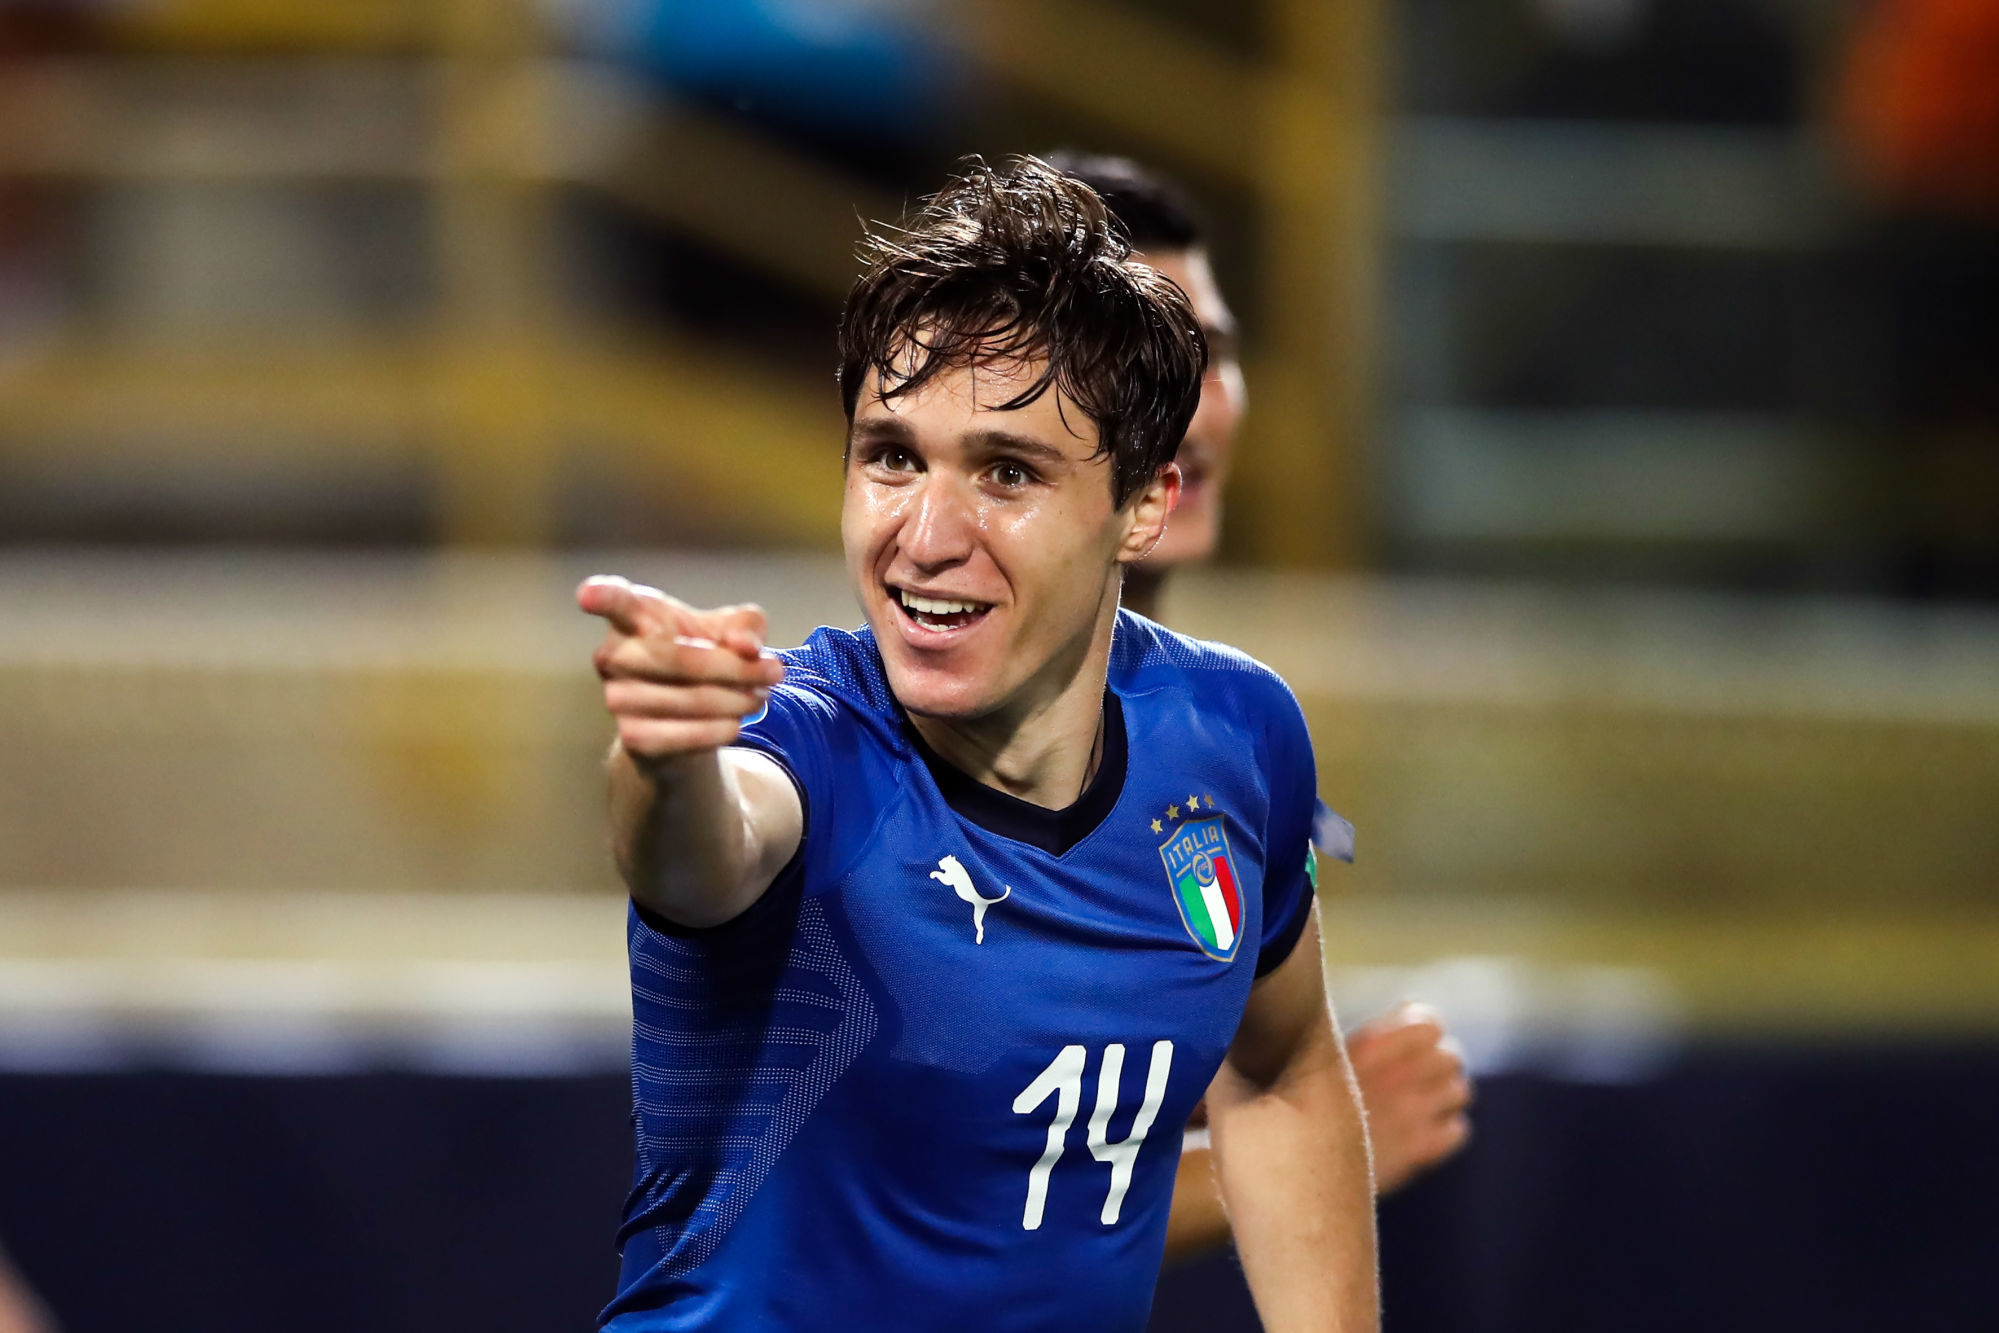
[604,610,1320,1332]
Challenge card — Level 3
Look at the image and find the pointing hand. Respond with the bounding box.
[578,575,786,764]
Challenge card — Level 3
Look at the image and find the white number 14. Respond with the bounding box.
[1012,1040,1174,1230]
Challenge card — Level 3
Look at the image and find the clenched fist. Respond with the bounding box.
[1348,1002,1473,1193]
[578,575,787,763]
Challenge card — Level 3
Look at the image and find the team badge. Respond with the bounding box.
[1159,815,1243,961]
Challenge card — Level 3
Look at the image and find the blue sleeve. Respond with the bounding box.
[731,676,873,891]
[1255,676,1319,979]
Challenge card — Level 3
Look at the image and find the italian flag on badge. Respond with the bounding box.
[1160,816,1244,961]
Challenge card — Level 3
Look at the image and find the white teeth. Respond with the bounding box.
[898,590,983,617]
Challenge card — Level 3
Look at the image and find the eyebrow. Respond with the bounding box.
[848,416,914,447]
[848,416,1078,463]
[963,429,1073,464]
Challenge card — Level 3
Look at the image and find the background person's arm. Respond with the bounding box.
[1206,910,1377,1332]
[581,576,798,928]
[1162,1004,1471,1264]
[1162,1135,1230,1263]
[1346,1003,1473,1191]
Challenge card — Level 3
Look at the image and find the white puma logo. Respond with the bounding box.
[930,854,1011,945]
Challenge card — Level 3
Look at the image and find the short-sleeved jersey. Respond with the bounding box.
[602,610,1320,1332]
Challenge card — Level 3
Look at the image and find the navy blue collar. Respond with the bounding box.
[905,692,1127,857]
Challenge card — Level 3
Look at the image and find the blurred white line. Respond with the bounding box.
[1332,957,1685,1084]
[0,957,631,1075]
[0,958,630,1020]
[4,552,1996,728]
[0,954,1682,1081]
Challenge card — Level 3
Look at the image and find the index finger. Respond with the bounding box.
[577,576,683,639]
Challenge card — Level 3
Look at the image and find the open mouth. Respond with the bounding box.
[890,585,994,635]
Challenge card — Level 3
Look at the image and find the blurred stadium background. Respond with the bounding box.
[1,0,1996,1329]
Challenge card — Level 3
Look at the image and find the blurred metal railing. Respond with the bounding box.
[0,0,1381,563]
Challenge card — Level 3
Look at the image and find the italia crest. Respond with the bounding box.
[1159,815,1243,961]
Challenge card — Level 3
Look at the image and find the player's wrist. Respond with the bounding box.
[617,731,739,773]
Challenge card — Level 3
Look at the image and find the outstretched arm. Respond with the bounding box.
[580,576,797,928]
[1206,910,1377,1332]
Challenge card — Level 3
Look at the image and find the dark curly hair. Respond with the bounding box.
[837,155,1207,508]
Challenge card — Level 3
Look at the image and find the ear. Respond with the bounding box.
[1116,462,1182,565]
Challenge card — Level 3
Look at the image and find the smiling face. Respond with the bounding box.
[1134,247,1244,570]
[843,355,1178,723]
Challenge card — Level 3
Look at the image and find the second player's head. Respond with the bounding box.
[1045,153,1243,572]
[838,154,1206,723]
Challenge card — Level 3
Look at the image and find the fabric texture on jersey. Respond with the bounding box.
[604,610,1321,1332]
[619,890,877,1284]
[1115,616,1317,975]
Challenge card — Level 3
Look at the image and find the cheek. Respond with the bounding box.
[839,475,869,566]
[841,475,901,561]
[992,497,1122,614]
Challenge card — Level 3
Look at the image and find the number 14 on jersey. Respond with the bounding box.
[1013,1041,1175,1230]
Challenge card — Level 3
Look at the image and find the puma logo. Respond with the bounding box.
[930,854,1011,945]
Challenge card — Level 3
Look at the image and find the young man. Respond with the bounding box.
[579,157,1378,1330]
[1047,154,1474,1261]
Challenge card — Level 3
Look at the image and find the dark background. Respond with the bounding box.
[5,1042,1997,1332]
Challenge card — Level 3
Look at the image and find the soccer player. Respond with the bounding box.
[580,157,1378,1330]
[1047,154,1474,1261]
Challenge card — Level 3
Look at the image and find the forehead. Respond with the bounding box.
[850,357,1101,459]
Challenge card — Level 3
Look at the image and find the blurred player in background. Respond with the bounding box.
[581,156,1376,1330]
[1046,153,1474,1262]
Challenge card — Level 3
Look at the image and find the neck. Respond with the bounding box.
[906,584,1122,810]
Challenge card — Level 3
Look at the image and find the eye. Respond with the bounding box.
[990,460,1034,489]
[875,445,919,473]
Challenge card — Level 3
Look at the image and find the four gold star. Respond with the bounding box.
[1151,794,1223,831]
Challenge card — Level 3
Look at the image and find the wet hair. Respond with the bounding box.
[1040,151,1207,253]
[837,154,1207,506]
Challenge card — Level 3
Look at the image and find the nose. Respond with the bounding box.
[899,473,978,571]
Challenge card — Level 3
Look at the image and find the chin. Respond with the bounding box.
[882,659,997,721]
[872,634,998,721]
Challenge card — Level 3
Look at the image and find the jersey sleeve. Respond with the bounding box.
[730,675,873,890]
[1255,675,1320,979]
